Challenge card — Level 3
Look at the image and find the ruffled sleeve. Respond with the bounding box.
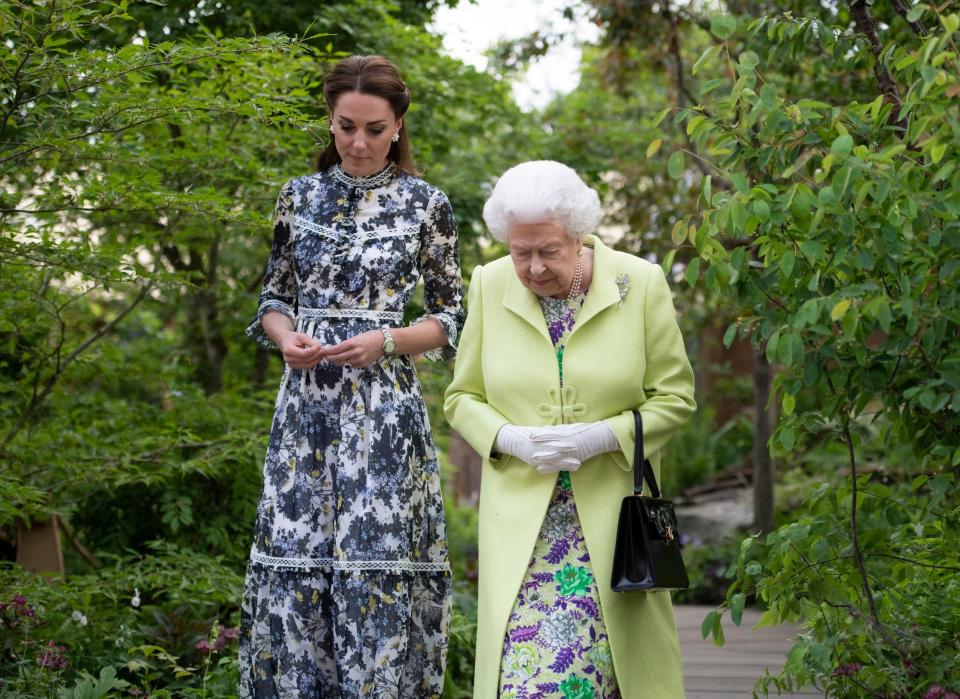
[412,188,465,361]
[246,181,297,349]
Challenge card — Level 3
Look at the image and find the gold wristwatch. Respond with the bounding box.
[381,328,396,356]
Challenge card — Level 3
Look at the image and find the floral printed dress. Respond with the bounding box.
[239,163,464,698]
[498,293,621,699]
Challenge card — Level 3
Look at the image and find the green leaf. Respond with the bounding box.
[693,45,723,75]
[831,298,852,321]
[753,608,779,630]
[702,175,713,206]
[685,257,701,287]
[731,172,749,193]
[738,51,760,70]
[671,219,687,245]
[781,391,796,416]
[931,141,946,164]
[795,298,820,328]
[730,593,747,626]
[830,134,853,155]
[842,307,859,337]
[700,78,728,95]
[942,13,959,33]
[723,322,738,348]
[646,138,662,159]
[661,248,677,275]
[765,329,781,364]
[701,610,719,639]
[711,14,737,39]
[653,107,671,128]
[799,240,825,264]
[780,250,796,279]
[907,4,928,23]
[668,151,685,179]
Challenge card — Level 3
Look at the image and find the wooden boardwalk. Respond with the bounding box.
[676,605,821,698]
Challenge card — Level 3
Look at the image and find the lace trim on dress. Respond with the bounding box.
[355,225,420,244]
[250,550,450,573]
[332,162,397,190]
[298,307,404,323]
[293,216,339,240]
[295,216,418,246]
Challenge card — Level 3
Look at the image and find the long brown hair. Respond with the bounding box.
[315,55,418,176]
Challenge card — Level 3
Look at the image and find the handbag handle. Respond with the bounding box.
[632,410,662,498]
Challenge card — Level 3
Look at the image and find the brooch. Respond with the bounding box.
[616,273,630,308]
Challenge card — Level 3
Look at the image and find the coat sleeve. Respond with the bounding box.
[443,264,510,461]
[246,181,297,349]
[411,189,465,361]
[603,263,696,473]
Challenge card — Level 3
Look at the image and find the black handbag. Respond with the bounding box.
[611,410,689,592]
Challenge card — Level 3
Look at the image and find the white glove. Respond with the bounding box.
[495,424,582,473]
[529,422,619,472]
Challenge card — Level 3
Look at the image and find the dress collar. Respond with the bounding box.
[332,162,397,189]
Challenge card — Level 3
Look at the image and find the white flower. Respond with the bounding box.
[541,502,576,542]
[71,610,88,626]
[131,588,141,608]
[541,610,580,649]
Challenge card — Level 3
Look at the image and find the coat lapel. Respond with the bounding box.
[502,234,622,342]
[503,271,551,342]
[572,235,622,333]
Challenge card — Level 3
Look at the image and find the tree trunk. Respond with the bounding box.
[253,345,271,389]
[753,349,775,535]
[187,286,228,395]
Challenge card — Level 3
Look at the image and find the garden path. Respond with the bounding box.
[676,605,821,698]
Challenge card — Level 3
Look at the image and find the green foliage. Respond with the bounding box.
[0,546,242,697]
[1,0,529,695]
[668,4,960,695]
[671,535,741,606]
[719,474,960,696]
[661,408,753,495]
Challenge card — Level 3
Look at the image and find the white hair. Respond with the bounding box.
[482,160,602,242]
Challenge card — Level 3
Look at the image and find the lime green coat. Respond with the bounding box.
[443,236,696,698]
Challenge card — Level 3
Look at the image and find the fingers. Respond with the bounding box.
[531,440,576,455]
[536,457,582,474]
[324,343,366,367]
[283,342,327,369]
[285,331,384,370]
[529,423,592,440]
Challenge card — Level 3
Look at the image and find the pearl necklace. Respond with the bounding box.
[566,249,584,301]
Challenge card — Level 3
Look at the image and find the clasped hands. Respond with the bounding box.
[278,329,385,370]
[495,422,619,474]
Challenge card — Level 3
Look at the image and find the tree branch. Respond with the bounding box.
[3,283,153,446]
[842,418,912,664]
[847,0,907,129]
[890,0,928,36]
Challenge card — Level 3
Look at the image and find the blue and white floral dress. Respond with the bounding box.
[239,163,464,698]
[498,293,621,699]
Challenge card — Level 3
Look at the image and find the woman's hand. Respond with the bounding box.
[530,422,619,466]
[278,331,326,369]
[495,424,582,472]
[323,330,386,369]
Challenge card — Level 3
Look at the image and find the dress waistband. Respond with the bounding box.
[298,307,404,323]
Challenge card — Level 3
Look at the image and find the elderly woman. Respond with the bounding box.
[444,161,696,698]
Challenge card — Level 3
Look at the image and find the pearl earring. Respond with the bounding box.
[391,131,400,143]
[329,124,334,133]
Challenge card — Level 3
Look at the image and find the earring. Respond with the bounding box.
[391,131,400,143]
[329,124,334,133]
